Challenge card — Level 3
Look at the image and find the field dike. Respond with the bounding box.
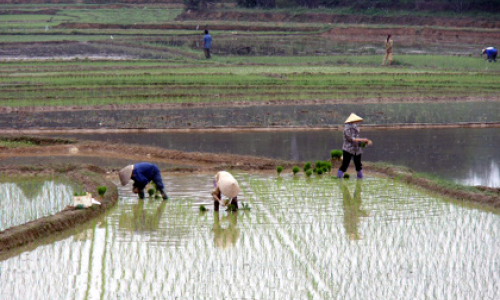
[0,139,498,256]
[0,165,118,255]
[1,99,500,130]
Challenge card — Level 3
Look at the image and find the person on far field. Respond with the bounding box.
[337,113,372,179]
[382,34,393,66]
[482,47,498,62]
[212,171,240,211]
[203,29,212,59]
[119,162,168,200]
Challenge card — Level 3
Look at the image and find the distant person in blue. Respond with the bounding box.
[119,162,168,200]
[482,47,498,62]
[203,29,212,59]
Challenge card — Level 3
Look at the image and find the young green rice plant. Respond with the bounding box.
[303,162,312,172]
[276,166,283,175]
[343,173,350,179]
[147,188,156,197]
[306,170,313,177]
[292,166,300,175]
[74,190,87,196]
[241,202,251,211]
[330,149,343,160]
[97,186,107,197]
[199,205,208,212]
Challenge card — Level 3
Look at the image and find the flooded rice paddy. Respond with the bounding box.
[51,127,500,187]
[0,177,75,231]
[1,174,499,299]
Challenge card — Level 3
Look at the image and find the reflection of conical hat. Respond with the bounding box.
[215,171,240,199]
[345,113,363,123]
[119,165,134,186]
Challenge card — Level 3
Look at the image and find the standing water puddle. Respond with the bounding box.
[1,174,499,299]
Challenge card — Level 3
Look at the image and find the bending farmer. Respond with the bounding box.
[482,47,498,62]
[337,113,372,179]
[212,171,240,211]
[119,162,168,200]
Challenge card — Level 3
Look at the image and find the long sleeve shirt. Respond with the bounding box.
[342,123,363,155]
[131,162,163,190]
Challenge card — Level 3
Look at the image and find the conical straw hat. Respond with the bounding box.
[344,113,363,123]
[119,165,134,186]
[215,171,240,199]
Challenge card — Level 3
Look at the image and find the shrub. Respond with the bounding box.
[276,166,283,175]
[292,166,300,175]
[97,186,107,197]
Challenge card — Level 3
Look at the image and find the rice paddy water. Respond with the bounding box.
[0,178,75,231]
[1,174,498,299]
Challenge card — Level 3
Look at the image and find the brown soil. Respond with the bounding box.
[0,139,499,255]
[1,96,499,113]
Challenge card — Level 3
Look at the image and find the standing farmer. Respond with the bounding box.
[212,171,240,211]
[382,34,393,66]
[337,113,372,179]
[119,162,169,200]
[203,29,212,59]
[482,47,498,62]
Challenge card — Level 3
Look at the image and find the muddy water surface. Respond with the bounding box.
[1,174,498,299]
[51,127,500,187]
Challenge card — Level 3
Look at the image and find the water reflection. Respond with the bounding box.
[212,211,240,249]
[1,175,499,299]
[118,200,167,232]
[0,180,75,231]
[49,127,500,187]
[341,180,369,240]
[460,160,500,187]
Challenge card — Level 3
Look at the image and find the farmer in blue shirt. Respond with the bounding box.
[119,162,168,200]
[482,47,498,62]
[203,29,212,59]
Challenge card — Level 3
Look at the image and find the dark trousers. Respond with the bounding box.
[214,190,238,212]
[339,150,362,172]
[204,48,211,59]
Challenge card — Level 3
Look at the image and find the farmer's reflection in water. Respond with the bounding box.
[341,180,369,240]
[212,211,240,248]
[119,199,167,232]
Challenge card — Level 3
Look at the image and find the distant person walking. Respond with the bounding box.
[337,113,372,179]
[482,47,498,62]
[382,34,393,66]
[203,29,212,59]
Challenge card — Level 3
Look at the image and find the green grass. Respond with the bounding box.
[0,55,499,108]
[0,140,35,148]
